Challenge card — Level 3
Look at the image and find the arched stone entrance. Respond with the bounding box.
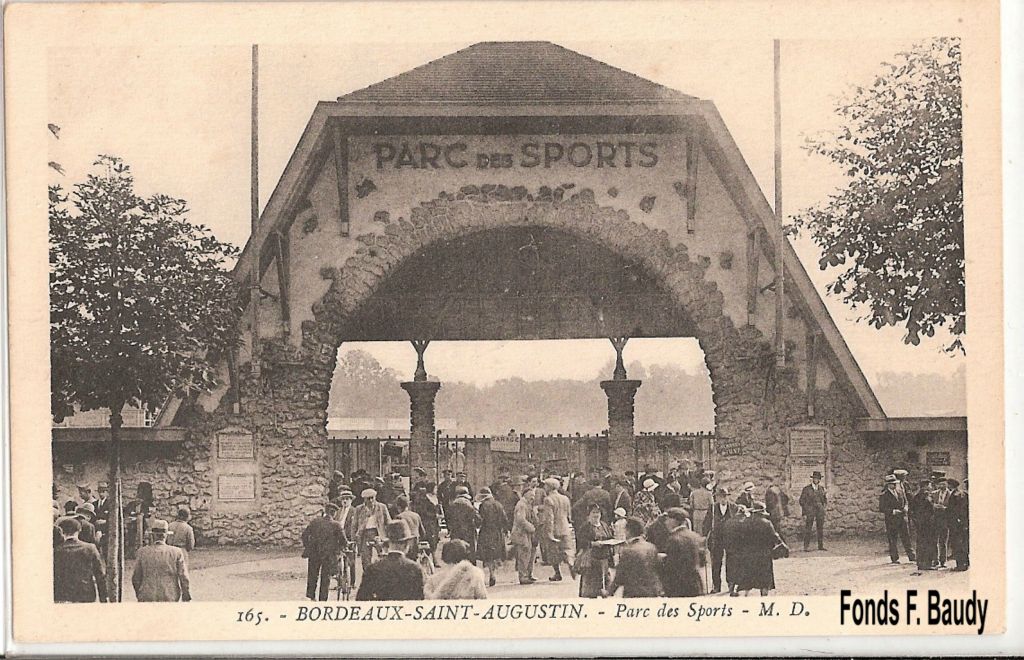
[168,42,894,545]
[183,189,873,544]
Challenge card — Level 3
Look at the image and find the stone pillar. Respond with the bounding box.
[601,379,642,475]
[601,337,640,475]
[401,381,441,481]
[401,340,439,481]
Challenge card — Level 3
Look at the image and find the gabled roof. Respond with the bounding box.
[223,42,886,423]
[338,41,698,105]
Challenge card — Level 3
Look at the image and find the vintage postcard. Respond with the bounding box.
[4,0,1007,653]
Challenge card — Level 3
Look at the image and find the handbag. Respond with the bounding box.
[573,548,593,573]
[771,541,790,560]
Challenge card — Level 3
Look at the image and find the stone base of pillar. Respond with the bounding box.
[601,379,641,475]
[401,381,441,481]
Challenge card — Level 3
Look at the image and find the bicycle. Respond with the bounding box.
[416,540,435,576]
[332,542,357,601]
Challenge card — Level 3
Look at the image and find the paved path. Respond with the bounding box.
[124,536,967,602]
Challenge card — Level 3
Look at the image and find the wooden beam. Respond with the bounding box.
[274,230,291,335]
[746,228,761,322]
[332,125,350,237]
[806,331,819,417]
[685,133,699,233]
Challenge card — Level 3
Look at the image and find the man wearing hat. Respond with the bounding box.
[604,517,663,598]
[542,477,572,581]
[660,508,704,597]
[798,471,828,551]
[436,469,456,515]
[931,474,952,567]
[702,487,737,593]
[946,478,969,571]
[909,479,938,570]
[353,488,392,572]
[301,503,349,601]
[327,470,348,502]
[93,481,111,545]
[75,482,96,508]
[736,482,756,509]
[454,471,475,499]
[445,486,482,563]
[332,489,359,584]
[73,502,98,545]
[879,474,915,564]
[356,519,424,601]
[511,487,539,584]
[131,519,191,601]
[54,516,107,603]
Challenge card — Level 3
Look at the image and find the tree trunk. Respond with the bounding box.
[106,403,125,602]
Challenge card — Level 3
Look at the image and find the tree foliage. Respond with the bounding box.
[792,38,964,352]
[49,155,243,421]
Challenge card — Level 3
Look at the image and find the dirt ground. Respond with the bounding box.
[120,534,968,602]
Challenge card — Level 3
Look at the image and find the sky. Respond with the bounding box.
[48,39,966,392]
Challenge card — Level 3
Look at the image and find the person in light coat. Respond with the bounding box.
[510,488,539,585]
[131,519,191,602]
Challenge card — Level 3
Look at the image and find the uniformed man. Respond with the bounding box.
[702,486,737,593]
[931,474,952,567]
[909,479,937,570]
[798,471,827,551]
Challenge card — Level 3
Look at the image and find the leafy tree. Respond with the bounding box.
[328,349,407,418]
[792,38,964,352]
[50,156,242,600]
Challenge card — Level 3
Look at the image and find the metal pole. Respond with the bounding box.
[249,44,261,374]
[773,39,786,367]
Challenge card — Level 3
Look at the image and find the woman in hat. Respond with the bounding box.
[734,502,786,596]
[632,478,661,526]
[425,539,488,600]
[574,503,614,598]
[475,487,508,587]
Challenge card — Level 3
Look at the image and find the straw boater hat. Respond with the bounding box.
[893,469,909,478]
[743,481,755,491]
[643,478,658,492]
[884,474,898,484]
[750,501,768,515]
[337,488,354,500]
[614,507,627,519]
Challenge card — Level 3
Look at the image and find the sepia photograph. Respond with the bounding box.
[5,0,1007,650]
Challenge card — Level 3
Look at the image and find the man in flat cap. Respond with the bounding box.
[356,519,424,601]
[799,471,828,551]
[132,519,190,601]
[879,474,915,564]
[54,517,107,603]
[353,488,392,572]
[301,503,348,601]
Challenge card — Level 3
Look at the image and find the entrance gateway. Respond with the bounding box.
[156,42,904,544]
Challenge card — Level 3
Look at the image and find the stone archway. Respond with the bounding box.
[189,186,868,544]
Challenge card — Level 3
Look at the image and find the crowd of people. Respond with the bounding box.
[52,480,195,603]
[306,460,804,601]
[879,468,970,572]
[52,460,970,604]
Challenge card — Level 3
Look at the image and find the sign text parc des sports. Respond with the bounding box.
[372,140,660,170]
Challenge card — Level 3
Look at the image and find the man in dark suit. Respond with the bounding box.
[604,518,662,597]
[702,487,737,593]
[659,508,705,597]
[436,469,456,516]
[93,481,111,546]
[932,475,953,567]
[445,486,482,562]
[879,474,915,563]
[356,520,425,601]
[798,471,828,551]
[947,478,969,571]
[301,503,348,601]
[53,517,107,603]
